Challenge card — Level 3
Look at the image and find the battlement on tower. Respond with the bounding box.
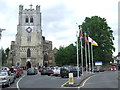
[19,5,40,13]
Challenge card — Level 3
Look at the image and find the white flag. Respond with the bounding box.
[88,37,98,46]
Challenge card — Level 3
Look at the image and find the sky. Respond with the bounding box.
[0,0,119,56]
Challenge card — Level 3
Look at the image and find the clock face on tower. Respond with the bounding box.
[26,27,32,33]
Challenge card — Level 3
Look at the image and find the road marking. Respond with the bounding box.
[79,74,95,88]
[16,75,25,90]
[61,80,69,88]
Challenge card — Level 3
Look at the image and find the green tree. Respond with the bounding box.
[55,44,77,65]
[2,47,10,65]
[81,16,115,65]
[5,47,10,59]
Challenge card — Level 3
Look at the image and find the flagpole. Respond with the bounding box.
[84,33,88,73]
[91,43,94,73]
[76,30,80,78]
[88,35,91,72]
[79,25,83,75]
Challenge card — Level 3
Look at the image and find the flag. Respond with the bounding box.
[88,37,93,42]
[88,37,98,46]
[79,29,83,41]
[84,36,89,45]
[91,40,98,46]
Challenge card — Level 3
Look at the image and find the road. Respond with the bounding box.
[6,71,68,89]
[4,71,119,89]
[81,71,118,88]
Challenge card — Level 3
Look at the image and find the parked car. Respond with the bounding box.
[93,66,105,72]
[10,66,23,78]
[0,71,15,87]
[9,67,17,79]
[53,67,61,76]
[60,66,81,78]
[46,67,54,76]
[41,68,48,75]
[0,67,9,71]
[41,67,54,76]
[27,68,38,75]
[38,68,43,72]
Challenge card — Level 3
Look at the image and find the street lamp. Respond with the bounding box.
[0,28,5,39]
[0,28,5,67]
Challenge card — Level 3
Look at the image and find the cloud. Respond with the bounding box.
[0,0,118,56]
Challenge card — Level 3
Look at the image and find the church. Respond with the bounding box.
[8,5,57,68]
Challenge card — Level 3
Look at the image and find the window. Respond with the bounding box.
[27,48,31,57]
[44,54,48,61]
[27,36,31,42]
[25,17,29,23]
[30,17,33,23]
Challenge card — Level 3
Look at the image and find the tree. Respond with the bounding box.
[81,16,115,64]
[2,47,10,65]
[55,44,77,65]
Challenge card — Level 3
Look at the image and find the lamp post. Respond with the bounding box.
[0,28,5,67]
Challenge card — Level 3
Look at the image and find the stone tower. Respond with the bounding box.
[8,5,56,68]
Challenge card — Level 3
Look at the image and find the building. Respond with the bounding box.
[7,5,56,68]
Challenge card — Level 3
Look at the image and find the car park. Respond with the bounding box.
[60,66,81,78]
[27,68,38,75]
[0,71,15,87]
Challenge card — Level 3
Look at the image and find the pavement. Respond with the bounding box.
[63,72,95,87]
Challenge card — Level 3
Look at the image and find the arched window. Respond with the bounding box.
[25,16,29,23]
[27,48,31,57]
[30,17,33,23]
[44,54,48,61]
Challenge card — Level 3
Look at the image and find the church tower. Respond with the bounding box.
[8,5,56,68]
[14,5,43,68]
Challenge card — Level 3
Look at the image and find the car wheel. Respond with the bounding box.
[12,78,15,83]
[7,80,11,87]
[61,75,64,78]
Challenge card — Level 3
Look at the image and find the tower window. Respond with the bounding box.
[27,48,31,57]
[27,36,31,42]
[30,17,33,23]
[25,17,29,23]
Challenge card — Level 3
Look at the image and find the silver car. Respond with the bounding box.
[0,71,15,87]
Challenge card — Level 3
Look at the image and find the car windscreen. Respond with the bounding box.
[0,72,7,76]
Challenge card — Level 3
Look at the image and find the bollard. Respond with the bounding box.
[69,73,74,84]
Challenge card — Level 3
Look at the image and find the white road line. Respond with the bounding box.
[16,75,25,90]
[79,74,95,88]
[61,80,69,88]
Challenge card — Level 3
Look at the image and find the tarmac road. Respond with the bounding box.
[81,71,118,88]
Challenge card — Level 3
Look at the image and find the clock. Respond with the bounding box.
[26,27,32,33]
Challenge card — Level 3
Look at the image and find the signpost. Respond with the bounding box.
[95,61,103,66]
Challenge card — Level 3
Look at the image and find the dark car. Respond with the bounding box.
[41,68,48,75]
[93,66,105,72]
[41,67,53,76]
[46,67,54,76]
[60,66,81,78]
[27,68,38,75]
